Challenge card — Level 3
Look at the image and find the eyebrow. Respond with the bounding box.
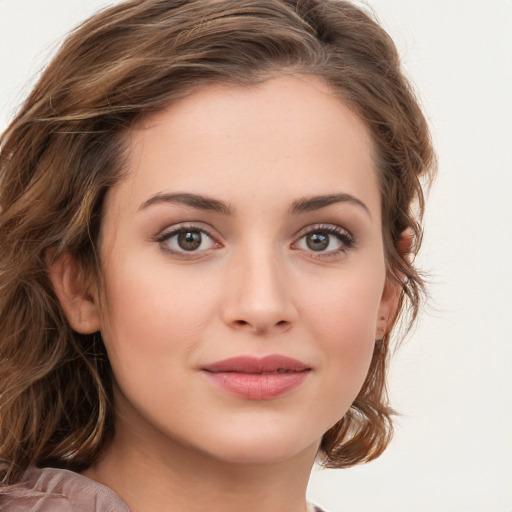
[289,193,371,218]
[139,192,233,214]
[139,191,370,218]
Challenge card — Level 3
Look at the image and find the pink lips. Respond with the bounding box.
[201,355,311,400]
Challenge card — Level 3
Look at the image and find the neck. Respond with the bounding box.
[83,417,318,512]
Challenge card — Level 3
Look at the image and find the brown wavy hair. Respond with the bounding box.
[0,0,435,485]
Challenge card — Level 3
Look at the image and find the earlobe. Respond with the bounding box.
[47,251,101,334]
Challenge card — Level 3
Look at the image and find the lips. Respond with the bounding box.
[203,354,310,373]
[201,355,311,400]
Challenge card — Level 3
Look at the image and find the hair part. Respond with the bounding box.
[0,0,436,484]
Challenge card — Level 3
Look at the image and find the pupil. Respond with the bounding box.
[178,230,201,251]
[307,232,329,251]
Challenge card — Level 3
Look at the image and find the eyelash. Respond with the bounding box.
[291,224,355,259]
[155,223,219,259]
[154,223,355,259]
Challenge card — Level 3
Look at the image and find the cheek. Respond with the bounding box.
[299,268,384,402]
[301,266,384,343]
[98,258,219,373]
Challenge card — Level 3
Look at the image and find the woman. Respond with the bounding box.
[0,0,435,511]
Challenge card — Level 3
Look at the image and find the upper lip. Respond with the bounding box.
[202,355,311,374]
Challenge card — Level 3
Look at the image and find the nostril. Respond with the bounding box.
[231,318,289,331]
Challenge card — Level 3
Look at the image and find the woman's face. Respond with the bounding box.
[95,75,396,465]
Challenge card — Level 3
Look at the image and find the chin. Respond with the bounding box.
[191,425,321,466]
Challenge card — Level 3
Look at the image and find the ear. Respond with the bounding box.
[47,251,102,334]
[397,227,414,263]
[375,229,413,340]
[375,276,401,341]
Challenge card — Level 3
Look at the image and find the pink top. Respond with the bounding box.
[1,467,131,512]
[0,467,326,512]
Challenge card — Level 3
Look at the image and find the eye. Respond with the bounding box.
[293,225,355,256]
[156,225,218,256]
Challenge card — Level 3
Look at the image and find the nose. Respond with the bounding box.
[221,247,298,335]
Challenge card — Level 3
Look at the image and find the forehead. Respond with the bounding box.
[108,75,380,219]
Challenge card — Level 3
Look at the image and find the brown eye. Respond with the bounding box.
[294,225,355,256]
[177,230,202,251]
[159,226,216,255]
[305,232,329,251]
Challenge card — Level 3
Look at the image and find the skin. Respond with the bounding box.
[51,75,398,512]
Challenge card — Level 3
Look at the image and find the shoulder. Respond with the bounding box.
[0,467,131,512]
[1,469,328,512]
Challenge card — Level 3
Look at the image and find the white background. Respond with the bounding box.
[1,1,511,511]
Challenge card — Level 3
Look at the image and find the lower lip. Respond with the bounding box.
[202,371,310,400]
